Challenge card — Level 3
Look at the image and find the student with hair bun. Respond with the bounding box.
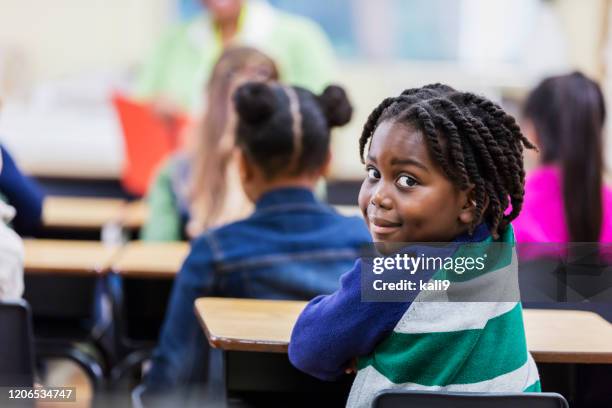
[141,81,370,400]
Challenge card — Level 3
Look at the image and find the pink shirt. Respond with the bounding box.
[512,165,612,243]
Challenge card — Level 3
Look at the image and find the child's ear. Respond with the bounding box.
[458,185,477,226]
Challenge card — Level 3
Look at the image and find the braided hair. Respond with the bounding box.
[359,84,536,237]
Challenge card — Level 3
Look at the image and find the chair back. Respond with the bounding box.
[372,390,568,408]
[0,300,35,387]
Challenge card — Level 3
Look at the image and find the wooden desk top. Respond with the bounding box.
[23,239,119,276]
[122,200,149,230]
[111,241,190,278]
[43,196,126,230]
[195,298,306,353]
[195,298,612,363]
[524,309,612,363]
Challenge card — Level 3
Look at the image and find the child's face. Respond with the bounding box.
[358,121,473,243]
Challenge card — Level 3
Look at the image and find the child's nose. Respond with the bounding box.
[370,184,393,210]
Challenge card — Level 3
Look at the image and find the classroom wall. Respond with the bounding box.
[0,0,175,178]
[329,60,526,179]
[0,0,171,95]
[555,0,608,81]
[1,0,610,180]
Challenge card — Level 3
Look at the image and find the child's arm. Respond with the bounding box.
[288,260,411,381]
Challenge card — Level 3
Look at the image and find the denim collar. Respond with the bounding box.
[453,223,490,243]
[255,187,318,211]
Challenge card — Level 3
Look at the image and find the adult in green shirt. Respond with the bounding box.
[134,0,337,114]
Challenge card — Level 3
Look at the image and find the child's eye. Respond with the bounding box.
[397,175,418,188]
[367,167,381,180]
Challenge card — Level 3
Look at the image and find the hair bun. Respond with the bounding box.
[233,82,277,125]
[318,85,352,127]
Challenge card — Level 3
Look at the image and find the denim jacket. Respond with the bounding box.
[144,187,371,394]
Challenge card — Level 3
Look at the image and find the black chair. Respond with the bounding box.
[372,390,568,408]
[0,300,35,387]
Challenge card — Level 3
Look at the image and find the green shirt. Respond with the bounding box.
[140,160,184,242]
[134,0,337,113]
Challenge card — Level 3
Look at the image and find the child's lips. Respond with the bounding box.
[369,216,402,236]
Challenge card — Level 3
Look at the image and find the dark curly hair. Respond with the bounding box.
[359,84,536,237]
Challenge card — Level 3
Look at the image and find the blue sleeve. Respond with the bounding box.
[144,235,216,393]
[288,260,411,381]
[0,146,44,235]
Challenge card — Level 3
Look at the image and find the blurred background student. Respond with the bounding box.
[514,71,612,408]
[513,72,610,244]
[0,149,25,301]
[134,0,337,115]
[0,145,44,237]
[140,46,279,241]
[140,81,370,404]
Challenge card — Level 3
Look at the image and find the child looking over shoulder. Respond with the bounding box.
[289,84,540,407]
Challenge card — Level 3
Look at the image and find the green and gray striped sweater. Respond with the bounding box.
[289,224,540,408]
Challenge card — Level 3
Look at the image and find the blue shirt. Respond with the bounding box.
[0,146,44,235]
[144,187,371,393]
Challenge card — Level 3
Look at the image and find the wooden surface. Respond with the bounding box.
[23,239,118,275]
[43,196,126,229]
[111,241,190,278]
[195,298,306,353]
[524,309,612,363]
[122,200,149,229]
[195,298,612,363]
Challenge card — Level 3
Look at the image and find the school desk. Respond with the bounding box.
[111,241,190,278]
[196,298,612,363]
[194,298,350,405]
[110,241,190,370]
[23,238,119,275]
[524,309,612,364]
[195,298,612,404]
[42,196,126,230]
[22,238,119,383]
[23,237,117,324]
[121,200,149,230]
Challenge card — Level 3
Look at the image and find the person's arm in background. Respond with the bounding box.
[140,161,183,242]
[0,146,44,236]
[143,234,215,395]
